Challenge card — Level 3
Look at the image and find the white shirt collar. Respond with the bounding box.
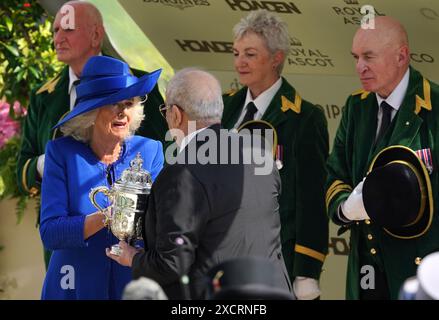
[244,77,282,119]
[376,68,410,111]
[179,127,208,152]
[68,67,79,95]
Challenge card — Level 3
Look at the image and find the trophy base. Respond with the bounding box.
[110,244,123,256]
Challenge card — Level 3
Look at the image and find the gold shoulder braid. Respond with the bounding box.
[281,92,301,114]
[351,89,370,100]
[36,75,61,95]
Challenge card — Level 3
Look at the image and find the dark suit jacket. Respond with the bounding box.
[131,124,291,299]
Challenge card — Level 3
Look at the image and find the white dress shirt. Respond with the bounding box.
[374,68,410,137]
[233,77,283,128]
[68,67,79,111]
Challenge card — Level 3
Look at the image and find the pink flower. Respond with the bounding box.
[0,100,24,149]
[13,101,27,116]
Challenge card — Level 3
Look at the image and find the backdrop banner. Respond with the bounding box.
[119,0,439,79]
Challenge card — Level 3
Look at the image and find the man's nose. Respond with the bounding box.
[54,31,63,44]
[356,60,368,75]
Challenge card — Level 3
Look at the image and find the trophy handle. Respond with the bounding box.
[89,186,113,213]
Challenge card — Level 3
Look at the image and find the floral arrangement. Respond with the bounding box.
[0,1,61,224]
[0,99,28,221]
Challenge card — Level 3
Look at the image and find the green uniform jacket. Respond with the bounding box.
[17,65,168,197]
[222,78,329,281]
[326,67,439,299]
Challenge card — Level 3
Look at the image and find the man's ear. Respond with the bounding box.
[91,24,104,48]
[397,45,410,66]
[172,105,183,128]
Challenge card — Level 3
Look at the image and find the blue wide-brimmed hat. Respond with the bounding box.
[53,56,162,128]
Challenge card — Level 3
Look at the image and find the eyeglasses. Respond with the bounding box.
[159,103,172,118]
[159,103,184,118]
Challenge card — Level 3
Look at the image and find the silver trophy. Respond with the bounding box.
[89,152,152,256]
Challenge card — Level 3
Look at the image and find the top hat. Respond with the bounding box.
[54,56,162,128]
[363,145,433,239]
[206,257,294,300]
[237,120,278,155]
[238,120,283,169]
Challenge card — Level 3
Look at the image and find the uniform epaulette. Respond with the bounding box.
[415,78,432,114]
[224,89,237,97]
[281,92,301,114]
[351,89,370,100]
[36,75,61,95]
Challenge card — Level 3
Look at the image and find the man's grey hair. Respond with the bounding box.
[233,9,290,74]
[60,103,144,143]
[165,68,223,124]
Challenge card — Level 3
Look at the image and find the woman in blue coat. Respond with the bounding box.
[39,56,164,299]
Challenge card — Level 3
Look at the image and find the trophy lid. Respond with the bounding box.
[115,152,152,194]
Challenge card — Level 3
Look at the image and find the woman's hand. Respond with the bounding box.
[83,209,110,240]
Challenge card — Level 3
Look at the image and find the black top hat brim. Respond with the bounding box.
[237,120,278,157]
[211,283,294,300]
[207,256,293,300]
[363,145,433,239]
[53,68,161,129]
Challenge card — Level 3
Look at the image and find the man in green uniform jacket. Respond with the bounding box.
[16,1,168,267]
[326,16,439,299]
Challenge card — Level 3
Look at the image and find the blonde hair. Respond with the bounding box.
[60,103,144,143]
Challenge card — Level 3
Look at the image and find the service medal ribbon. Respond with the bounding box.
[415,148,433,174]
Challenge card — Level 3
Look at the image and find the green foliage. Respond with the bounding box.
[0,0,63,106]
[0,0,63,222]
[0,135,28,223]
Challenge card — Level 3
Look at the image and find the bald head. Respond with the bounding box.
[165,68,223,133]
[355,16,408,49]
[62,1,103,26]
[53,1,105,74]
[351,16,410,98]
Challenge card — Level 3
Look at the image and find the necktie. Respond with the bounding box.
[70,79,80,110]
[376,101,393,144]
[238,102,258,128]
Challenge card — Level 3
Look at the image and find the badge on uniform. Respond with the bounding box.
[415,148,433,174]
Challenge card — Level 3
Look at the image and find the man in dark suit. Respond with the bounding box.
[107,68,292,300]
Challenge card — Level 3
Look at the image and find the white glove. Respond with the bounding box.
[37,154,45,178]
[340,180,370,221]
[293,277,320,300]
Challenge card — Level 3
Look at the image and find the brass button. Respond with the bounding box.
[29,187,39,197]
[367,234,373,240]
[415,257,422,265]
[370,248,377,255]
[365,219,371,225]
